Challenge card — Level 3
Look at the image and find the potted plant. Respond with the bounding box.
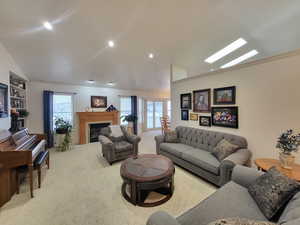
[18,109,29,118]
[120,114,138,128]
[276,129,300,169]
[54,118,72,152]
[55,118,72,134]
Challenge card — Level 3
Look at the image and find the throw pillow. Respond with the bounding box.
[164,131,180,143]
[248,167,300,220]
[109,125,125,142]
[212,139,239,161]
[207,218,276,225]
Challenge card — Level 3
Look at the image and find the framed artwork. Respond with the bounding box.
[190,113,198,121]
[193,89,211,113]
[213,86,236,105]
[211,107,238,129]
[199,116,211,127]
[181,110,189,121]
[91,96,107,108]
[180,93,192,109]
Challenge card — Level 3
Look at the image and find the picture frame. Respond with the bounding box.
[193,89,211,113]
[180,93,192,109]
[190,113,198,121]
[211,106,238,129]
[181,110,189,121]
[199,116,211,127]
[91,96,107,108]
[213,86,236,105]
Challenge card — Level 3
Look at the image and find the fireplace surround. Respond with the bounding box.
[77,111,119,144]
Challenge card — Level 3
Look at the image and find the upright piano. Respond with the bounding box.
[0,129,46,207]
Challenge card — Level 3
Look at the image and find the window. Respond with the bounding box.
[120,96,132,125]
[167,100,171,119]
[53,94,74,129]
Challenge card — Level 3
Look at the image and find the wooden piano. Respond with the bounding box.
[0,128,46,207]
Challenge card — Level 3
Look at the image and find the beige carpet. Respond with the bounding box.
[0,130,216,225]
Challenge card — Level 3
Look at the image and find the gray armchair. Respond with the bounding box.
[99,125,141,165]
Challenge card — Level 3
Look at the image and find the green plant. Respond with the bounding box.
[18,109,29,117]
[55,117,72,134]
[276,129,300,155]
[57,132,72,152]
[120,114,138,123]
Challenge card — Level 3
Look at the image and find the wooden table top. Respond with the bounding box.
[120,154,174,182]
[254,158,300,181]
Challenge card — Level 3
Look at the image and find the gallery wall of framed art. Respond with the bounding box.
[180,85,238,129]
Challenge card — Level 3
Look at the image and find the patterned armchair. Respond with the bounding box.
[99,125,141,165]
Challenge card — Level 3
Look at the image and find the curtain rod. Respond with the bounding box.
[54,91,77,95]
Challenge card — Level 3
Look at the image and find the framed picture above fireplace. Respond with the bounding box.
[91,96,107,108]
[0,83,8,118]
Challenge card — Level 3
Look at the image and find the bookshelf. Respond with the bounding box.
[9,71,27,128]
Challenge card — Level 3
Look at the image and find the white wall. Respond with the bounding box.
[171,51,300,163]
[0,42,27,130]
[27,81,169,144]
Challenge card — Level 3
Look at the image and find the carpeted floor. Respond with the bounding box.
[0,130,216,225]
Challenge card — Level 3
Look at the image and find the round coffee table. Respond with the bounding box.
[120,154,175,207]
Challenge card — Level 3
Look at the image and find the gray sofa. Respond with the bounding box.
[99,126,141,165]
[155,126,251,186]
[147,166,300,225]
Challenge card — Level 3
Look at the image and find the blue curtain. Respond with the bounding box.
[43,90,54,148]
[131,96,138,135]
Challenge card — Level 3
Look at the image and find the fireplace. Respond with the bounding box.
[89,123,110,143]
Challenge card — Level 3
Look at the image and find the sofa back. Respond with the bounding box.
[175,126,248,152]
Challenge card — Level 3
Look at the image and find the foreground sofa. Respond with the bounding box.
[147,166,300,225]
[155,126,251,186]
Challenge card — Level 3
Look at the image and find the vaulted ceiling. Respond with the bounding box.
[0,0,300,92]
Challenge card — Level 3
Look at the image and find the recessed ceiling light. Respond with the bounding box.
[86,80,95,84]
[107,82,115,86]
[220,50,259,69]
[43,21,53,30]
[148,53,154,59]
[205,38,247,64]
[108,40,115,48]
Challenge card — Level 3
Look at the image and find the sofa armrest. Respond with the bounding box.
[223,148,252,166]
[155,135,165,154]
[231,165,264,188]
[99,135,113,147]
[126,134,141,145]
[147,211,181,225]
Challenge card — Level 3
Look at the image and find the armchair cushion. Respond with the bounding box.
[114,141,133,153]
[212,139,240,161]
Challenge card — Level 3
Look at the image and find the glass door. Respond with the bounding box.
[146,101,163,129]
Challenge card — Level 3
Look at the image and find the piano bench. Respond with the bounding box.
[16,150,50,194]
[34,150,50,189]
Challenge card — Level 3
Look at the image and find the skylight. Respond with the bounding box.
[205,38,247,64]
[220,50,259,69]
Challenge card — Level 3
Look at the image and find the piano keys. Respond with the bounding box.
[0,129,47,207]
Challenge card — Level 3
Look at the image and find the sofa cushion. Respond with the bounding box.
[164,131,180,143]
[207,218,276,225]
[248,167,300,220]
[181,149,220,175]
[212,139,239,161]
[279,191,300,224]
[160,143,196,158]
[177,181,268,225]
[114,141,133,153]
